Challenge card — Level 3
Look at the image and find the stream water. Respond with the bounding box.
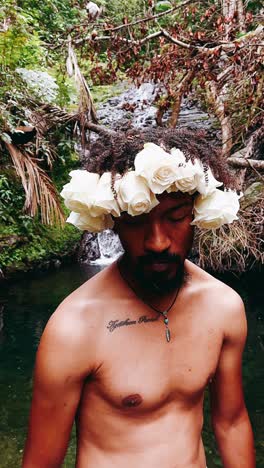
[0,263,263,467]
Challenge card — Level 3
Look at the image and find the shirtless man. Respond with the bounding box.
[23,128,255,468]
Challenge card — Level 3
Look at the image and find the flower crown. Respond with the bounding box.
[61,142,240,232]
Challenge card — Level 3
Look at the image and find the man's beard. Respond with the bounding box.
[126,252,185,294]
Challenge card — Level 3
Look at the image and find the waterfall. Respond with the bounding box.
[79,230,123,265]
[91,230,124,265]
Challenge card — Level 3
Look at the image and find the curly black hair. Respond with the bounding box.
[86,127,236,190]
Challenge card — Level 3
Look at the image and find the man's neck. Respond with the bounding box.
[117,256,188,311]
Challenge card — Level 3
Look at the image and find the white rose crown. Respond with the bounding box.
[61,142,241,232]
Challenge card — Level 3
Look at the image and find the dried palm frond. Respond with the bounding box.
[67,38,97,121]
[5,142,65,225]
[10,88,115,148]
[195,193,264,272]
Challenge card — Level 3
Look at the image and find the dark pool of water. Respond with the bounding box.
[0,263,263,467]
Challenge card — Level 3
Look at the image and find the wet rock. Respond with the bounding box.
[53,259,62,269]
[0,235,28,249]
[241,182,264,209]
[97,82,215,131]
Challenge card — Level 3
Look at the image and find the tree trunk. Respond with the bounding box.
[169,70,195,128]
[222,0,246,39]
[156,107,165,127]
[206,80,233,158]
[237,0,246,34]
[222,0,230,18]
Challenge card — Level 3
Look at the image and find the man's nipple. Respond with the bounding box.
[122,394,143,408]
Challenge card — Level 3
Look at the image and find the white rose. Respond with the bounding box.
[116,171,159,216]
[191,189,240,229]
[60,170,99,213]
[195,163,222,197]
[169,147,186,163]
[66,211,114,232]
[167,151,203,194]
[91,172,120,218]
[134,142,179,194]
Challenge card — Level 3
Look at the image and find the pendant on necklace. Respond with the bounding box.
[166,328,171,342]
[162,311,171,343]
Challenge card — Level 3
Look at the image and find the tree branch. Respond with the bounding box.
[160,28,192,49]
[227,158,264,170]
[75,24,263,54]
[83,121,117,137]
[102,0,195,32]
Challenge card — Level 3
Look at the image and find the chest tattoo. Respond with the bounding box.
[106,315,159,333]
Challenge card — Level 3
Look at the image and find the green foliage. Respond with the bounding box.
[0,164,81,274]
[0,174,13,206]
[0,221,81,272]
[0,173,24,224]
[0,130,80,276]
[0,0,82,233]
[91,82,128,104]
[17,0,84,43]
[247,0,264,13]
[0,3,45,69]
[104,0,147,24]
[155,1,172,13]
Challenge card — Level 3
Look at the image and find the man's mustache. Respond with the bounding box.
[138,253,182,266]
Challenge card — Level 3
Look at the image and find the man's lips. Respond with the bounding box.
[144,262,171,272]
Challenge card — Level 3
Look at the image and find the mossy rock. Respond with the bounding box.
[241,182,264,209]
[0,235,28,249]
[0,223,81,280]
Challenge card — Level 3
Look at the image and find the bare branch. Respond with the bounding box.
[227,158,264,170]
[217,65,234,83]
[83,121,117,137]
[103,0,195,33]
[160,29,191,49]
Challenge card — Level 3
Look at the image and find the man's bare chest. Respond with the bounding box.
[82,307,223,414]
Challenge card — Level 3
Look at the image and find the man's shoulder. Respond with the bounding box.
[42,262,120,348]
[186,260,245,320]
[37,267,116,377]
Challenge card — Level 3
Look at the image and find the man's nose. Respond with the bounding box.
[144,222,171,253]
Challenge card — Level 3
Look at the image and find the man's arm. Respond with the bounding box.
[209,292,255,468]
[22,304,95,468]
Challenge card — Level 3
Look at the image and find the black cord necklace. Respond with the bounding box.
[118,264,181,343]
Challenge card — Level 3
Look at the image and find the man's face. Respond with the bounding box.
[114,191,194,292]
